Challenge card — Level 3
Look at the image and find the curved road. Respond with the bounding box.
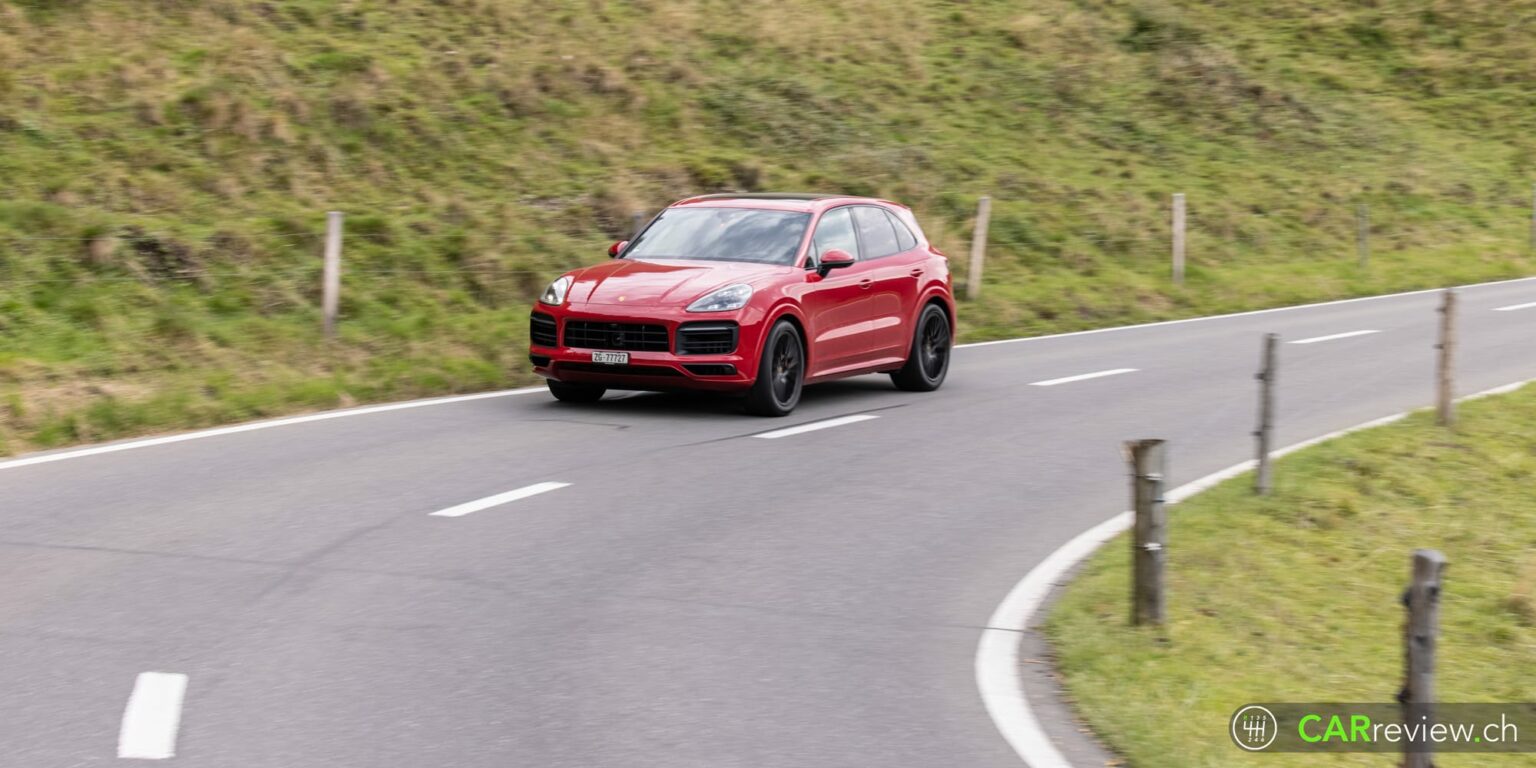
[4,279,1535,767]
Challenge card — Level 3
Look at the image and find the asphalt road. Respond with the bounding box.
[3,278,1534,767]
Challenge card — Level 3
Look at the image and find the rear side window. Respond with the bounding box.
[812,207,860,263]
[886,210,917,252]
[853,206,901,259]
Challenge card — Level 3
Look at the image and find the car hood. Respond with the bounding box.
[568,259,791,307]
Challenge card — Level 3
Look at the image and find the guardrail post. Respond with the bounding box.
[1401,548,1446,768]
[1128,439,1168,626]
[1356,203,1370,267]
[966,195,991,301]
[1171,193,1186,285]
[1436,289,1457,427]
[1254,333,1278,495]
[322,211,343,339]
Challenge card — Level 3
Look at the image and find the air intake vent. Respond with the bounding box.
[677,322,739,355]
[558,362,682,377]
[529,312,558,347]
[683,364,737,376]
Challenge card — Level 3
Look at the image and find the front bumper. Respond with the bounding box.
[529,305,761,392]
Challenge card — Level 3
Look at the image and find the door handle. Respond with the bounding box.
[909,268,923,278]
[859,278,873,290]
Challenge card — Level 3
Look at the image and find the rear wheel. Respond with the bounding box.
[744,320,804,416]
[547,379,606,403]
[891,304,951,392]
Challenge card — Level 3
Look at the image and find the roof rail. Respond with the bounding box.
[687,192,840,201]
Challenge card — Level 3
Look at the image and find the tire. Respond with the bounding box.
[744,320,804,416]
[547,379,606,403]
[890,303,951,392]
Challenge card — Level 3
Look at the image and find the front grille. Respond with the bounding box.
[529,312,558,347]
[563,321,669,352]
[683,363,738,377]
[677,322,739,355]
[558,362,682,377]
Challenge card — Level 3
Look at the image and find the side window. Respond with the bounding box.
[853,206,901,259]
[886,210,917,252]
[811,207,860,266]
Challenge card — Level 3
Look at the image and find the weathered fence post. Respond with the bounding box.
[1171,193,1186,285]
[1356,203,1370,267]
[1254,333,1278,495]
[966,195,992,301]
[1529,183,1535,253]
[1128,439,1168,626]
[631,211,647,238]
[1401,549,1447,768]
[322,211,343,339]
[1436,289,1457,427]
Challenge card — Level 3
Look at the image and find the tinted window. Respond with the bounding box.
[853,206,900,259]
[811,207,860,264]
[887,210,917,252]
[625,207,810,265]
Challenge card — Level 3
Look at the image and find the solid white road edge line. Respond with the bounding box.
[975,377,1536,768]
[0,387,543,472]
[5,274,1532,472]
[1028,369,1138,387]
[955,275,1536,350]
[753,414,879,439]
[1287,329,1381,345]
[118,672,188,760]
[1493,301,1536,312]
[430,482,571,518]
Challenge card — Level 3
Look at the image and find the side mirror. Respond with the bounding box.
[817,249,855,277]
[609,240,628,258]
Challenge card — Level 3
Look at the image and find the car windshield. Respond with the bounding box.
[624,207,810,265]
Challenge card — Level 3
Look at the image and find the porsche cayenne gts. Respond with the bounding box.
[528,193,955,416]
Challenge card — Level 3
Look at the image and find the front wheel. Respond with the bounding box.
[547,380,606,403]
[744,320,804,416]
[890,304,951,392]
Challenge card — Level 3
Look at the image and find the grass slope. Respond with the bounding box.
[1047,384,1536,767]
[2,0,1535,452]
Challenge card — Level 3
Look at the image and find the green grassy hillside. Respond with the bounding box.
[1,0,1534,452]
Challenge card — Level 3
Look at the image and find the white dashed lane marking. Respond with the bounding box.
[430,482,571,518]
[1027,368,1138,387]
[118,672,187,760]
[1288,329,1381,345]
[753,414,879,439]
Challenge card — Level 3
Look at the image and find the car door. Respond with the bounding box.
[853,206,921,361]
[798,206,880,376]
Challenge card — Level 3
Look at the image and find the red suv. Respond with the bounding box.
[528,193,955,416]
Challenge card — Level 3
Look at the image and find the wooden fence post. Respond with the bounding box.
[322,211,343,339]
[1254,333,1278,495]
[1436,289,1457,427]
[1401,549,1447,768]
[966,196,991,301]
[1529,183,1534,253]
[1128,439,1168,626]
[1356,203,1370,267]
[1171,193,1186,285]
[632,211,647,238]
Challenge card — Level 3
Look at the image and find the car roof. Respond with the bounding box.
[671,193,904,213]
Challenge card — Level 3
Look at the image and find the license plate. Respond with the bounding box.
[591,351,629,365]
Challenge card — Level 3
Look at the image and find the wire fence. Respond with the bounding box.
[0,187,1531,331]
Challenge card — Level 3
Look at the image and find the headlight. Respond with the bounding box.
[540,276,573,306]
[686,283,753,313]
